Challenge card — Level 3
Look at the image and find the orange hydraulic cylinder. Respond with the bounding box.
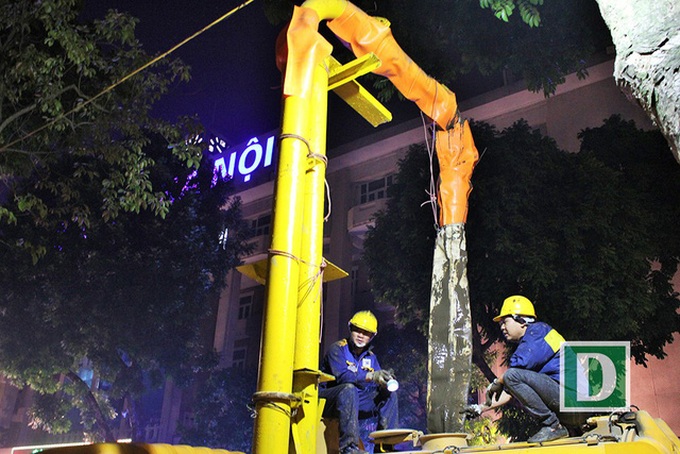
[435,120,479,225]
[327,2,459,130]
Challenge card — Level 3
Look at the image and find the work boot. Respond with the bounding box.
[527,423,569,443]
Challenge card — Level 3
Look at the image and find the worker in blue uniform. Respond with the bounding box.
[319,310,399,454]
[464,295,570,443]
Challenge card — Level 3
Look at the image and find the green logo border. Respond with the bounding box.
[559,341,630,412]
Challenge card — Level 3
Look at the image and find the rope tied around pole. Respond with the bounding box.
[307,152,328,167]
[279,133,312,154]
[251,391,301,418]
[268,250,327,291]
[277,133,333,221]
[299,257,327,306]
[272,132,329,333]
[269,248,322,269]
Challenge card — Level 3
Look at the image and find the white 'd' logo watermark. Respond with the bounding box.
[560,341,630,412]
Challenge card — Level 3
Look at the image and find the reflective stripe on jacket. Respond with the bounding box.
[510,321,565,382]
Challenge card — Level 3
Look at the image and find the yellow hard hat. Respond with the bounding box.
[493,295,536,322]
[348,310,378,334]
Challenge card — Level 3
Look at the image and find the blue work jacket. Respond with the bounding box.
[320,338,382,392]
[510,321,565,382]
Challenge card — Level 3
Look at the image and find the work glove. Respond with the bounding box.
[369,369,395,387]
[461,404,483,420]
[486,378,504,403]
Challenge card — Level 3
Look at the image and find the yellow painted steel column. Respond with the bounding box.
[291,61,329,454]
[251,95,309,453]
[301,0,347,19]
[252,2,350,453]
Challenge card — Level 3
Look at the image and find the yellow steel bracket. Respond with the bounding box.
[327,54,392,127]
[237,258,348,285]
[290,369,336,454]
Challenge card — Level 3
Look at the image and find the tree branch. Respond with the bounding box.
[472,327,497,383]
[0,103,37,138]
[0,84,105,142]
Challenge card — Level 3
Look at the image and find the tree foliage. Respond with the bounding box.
[380,0,610,96]
[0,132,252,441]
[576,116,680,358]
[0,3,253,438]
[0,0,196,260]
[362,148,439,325]
[178,367,257,452]
[365,118,680,376]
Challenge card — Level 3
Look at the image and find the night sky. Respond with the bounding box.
[83,0,422,151]
[84,0,284,147]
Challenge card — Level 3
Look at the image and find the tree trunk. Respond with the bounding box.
[124,393,143,442]
[595,0,680,162]
[427,223,473,434]
[66,371,115,442]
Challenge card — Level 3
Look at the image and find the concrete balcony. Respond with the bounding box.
[242,234,269,262]
[347,198,388,235]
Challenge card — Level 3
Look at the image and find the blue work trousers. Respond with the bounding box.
[503,368,560,427]
[320,383,398,452]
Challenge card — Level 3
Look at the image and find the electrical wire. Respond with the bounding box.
[0,0,256,154]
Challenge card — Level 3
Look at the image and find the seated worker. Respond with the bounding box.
[319,310,399,454]
[465,295,570,443]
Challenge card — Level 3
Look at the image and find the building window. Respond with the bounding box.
[78,358,95,388]
[251,214,271,236]
[232,348,247,368]
[359,175,394,204]
[238,294,253,320]
[78,366,94,389]
[350,266,359,297]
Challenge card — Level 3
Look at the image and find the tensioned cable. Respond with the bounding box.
[299,258,326,304]
[420,111,439,231]
[0,0,256,154]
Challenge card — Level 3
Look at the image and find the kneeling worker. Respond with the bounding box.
[465,295,569,443]
[319,310,399,454]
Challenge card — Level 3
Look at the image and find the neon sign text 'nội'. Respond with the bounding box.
[213,135,276,183]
